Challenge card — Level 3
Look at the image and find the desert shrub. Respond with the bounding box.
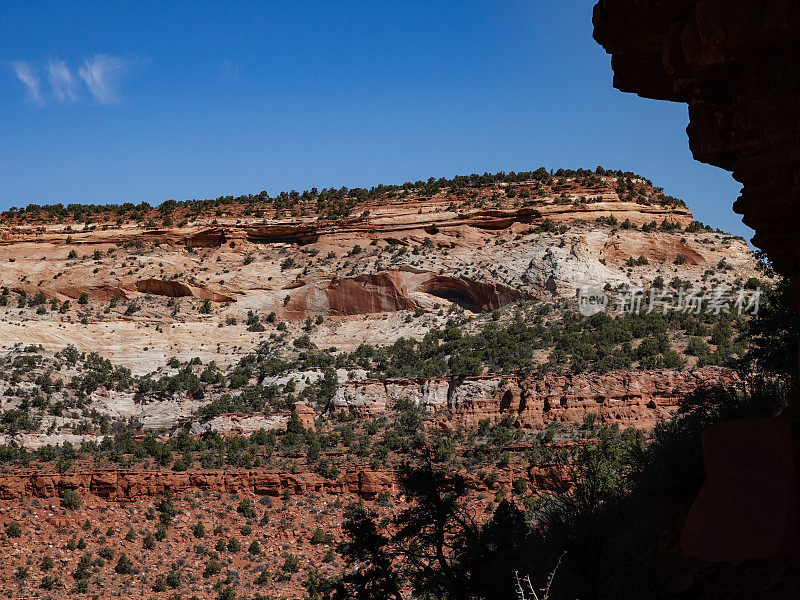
[203,560,222,578]
[625,256,649,267]
[62,488,81,510]
[157,493,178,526]
[73,552,92,580]
[685,336,709,356]
[237,498,257,519]
[166,565,181,588]
[193,522,205,538]
[40,575,60,590]
[740,276,800,383]
[5,520,21,537]
[255,568,271,585]
[143,531,155,549]
[282,554,300,573]
[217,586,236,600]
[114,553,133,574]
[310,527,331,545]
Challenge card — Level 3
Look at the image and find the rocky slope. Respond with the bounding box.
[0,170,756,375]
[0,170,765,446]
[0,169,768,599]
[0,458,570,600]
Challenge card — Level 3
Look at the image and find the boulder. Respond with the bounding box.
[293,403,317,431]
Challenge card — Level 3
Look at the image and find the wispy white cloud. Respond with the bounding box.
[11,61,43,105]
[47,59,78,102]
[8,55,132,106]
[78,54,126,104]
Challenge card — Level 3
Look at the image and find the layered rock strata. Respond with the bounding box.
[0,464,568,502]
[330,367,737,430]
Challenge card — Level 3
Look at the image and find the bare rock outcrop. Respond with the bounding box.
[0,463,568,501]
[293,403,317,431]
[0,176,760,373]
[285,269,519,316]
[331,367,739,430]
[134,278,235,302]
[593,0,800,275]
[181,413,287,437]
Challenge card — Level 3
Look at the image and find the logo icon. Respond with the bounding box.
[577,285,608,316]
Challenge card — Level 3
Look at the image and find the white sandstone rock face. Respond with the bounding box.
[524,240,629,296]
[90,388,138,419]
[419,379,450,408]
[330,378,453,414]
[0,432,107,449]
[448,378,507,408]
[331,381,388,414]
[0,178,761,371]
[136,396,206,430]
[262,369,325,392]
[89,388,202,430]
[383,381,422,406]
[262,368,370,392]
[184,413,286,436]
[337,368,370,382]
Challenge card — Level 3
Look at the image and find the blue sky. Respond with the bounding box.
[1,1,749,239]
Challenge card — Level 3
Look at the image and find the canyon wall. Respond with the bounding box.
[331,367,738,430]
[0,179,758,375]
[0,463,569,502]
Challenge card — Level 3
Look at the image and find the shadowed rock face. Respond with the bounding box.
[594,0,800,566]
[284,270,520,316]
[135,278,194,297]
[420,274,519,311]
[593,0,800,274]
[134,278,236,302]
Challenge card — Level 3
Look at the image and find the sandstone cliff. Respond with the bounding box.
[331,367,738,430]
[0,463,569,502]
[0,173,757,375]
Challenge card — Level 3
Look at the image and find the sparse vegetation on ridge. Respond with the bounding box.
[1,166,679,225]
